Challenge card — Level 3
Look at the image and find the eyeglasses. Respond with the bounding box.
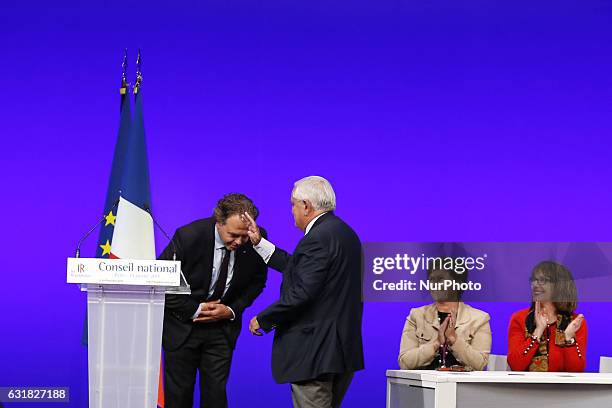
[529,277,554,285]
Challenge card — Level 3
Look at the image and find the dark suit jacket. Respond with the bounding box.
[257,212,365,384]
[159,217,268,351]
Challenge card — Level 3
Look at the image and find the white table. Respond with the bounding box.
[386,370,612,408]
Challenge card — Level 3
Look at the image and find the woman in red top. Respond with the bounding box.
[507,261,586,372]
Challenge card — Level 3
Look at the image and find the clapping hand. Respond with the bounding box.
[564,314,584,341]
[444,309,457,346]
[533,301,549,338]
[438,316,450,345]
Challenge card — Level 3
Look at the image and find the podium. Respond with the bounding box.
[67,258,190,408]
[386,370,612,408]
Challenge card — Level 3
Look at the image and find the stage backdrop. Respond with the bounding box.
[1,0,612,406]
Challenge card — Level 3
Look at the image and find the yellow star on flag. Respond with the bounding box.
[100,240,112,257]
[104,210,116,226]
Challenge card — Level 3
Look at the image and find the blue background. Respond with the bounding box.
[1,0,612,406]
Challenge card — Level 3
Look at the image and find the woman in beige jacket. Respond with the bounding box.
[398,266,492,370]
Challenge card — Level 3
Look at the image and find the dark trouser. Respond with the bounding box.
[164,323,233,408]
[291,372,354,408]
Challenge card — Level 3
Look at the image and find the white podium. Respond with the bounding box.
[386,370,612,408]
[67,258,190,408]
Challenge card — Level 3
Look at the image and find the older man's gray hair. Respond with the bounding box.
[292,176,336,212]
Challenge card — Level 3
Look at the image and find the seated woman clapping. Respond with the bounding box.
[398,262,492,370]
[507,261,586,372]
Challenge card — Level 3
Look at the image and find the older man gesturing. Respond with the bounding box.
[244,176,364,408]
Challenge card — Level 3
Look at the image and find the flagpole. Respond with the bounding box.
[134,49,142,95]
[121,48,128,95]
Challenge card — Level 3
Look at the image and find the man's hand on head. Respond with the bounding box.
[243,212,262,246]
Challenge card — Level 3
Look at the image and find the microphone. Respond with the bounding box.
[144,204,189,289]
[143,204,178,261]
[75,198,120,258]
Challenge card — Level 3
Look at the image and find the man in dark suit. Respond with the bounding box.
[245,176,364,408]
[159,193,268,408]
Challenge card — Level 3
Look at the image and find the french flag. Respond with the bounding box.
[92,74,166,407]
[107,81,155,262]
[110,197,155,259]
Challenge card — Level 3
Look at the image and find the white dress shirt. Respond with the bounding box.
[208,226,236,298]
[253,212,328,264]
[192,225,236,320]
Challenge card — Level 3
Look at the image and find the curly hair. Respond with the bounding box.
[213,193,259,224]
